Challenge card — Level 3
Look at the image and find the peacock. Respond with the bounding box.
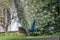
[29,19,36,32]
[18,19,36,36]
[25,19,36,36]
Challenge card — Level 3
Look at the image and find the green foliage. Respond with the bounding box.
[55,15,60,30]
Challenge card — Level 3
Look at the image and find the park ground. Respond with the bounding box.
[0,32,60,40]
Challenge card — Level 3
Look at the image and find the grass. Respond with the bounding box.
[0,32,60,40]
[27,32,60,38]
[0,33,26,40]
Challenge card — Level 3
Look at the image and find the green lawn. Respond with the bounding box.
[0,32,60,40]
[0,33,26,40]
[27,32,60,38]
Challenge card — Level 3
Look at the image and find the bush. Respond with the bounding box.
[55,15,60,31]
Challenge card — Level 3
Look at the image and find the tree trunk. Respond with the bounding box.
[3,26,8,36]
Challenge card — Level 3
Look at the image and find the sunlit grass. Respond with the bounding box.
[0,32,60,40]
[0,33,26,40]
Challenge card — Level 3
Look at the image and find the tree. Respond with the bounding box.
[0,7,11,35]
[0,0,11,35]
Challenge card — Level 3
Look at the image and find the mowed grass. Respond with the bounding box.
[0,32,60,40]
[0,33,26,40]
[27,32,60,38]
